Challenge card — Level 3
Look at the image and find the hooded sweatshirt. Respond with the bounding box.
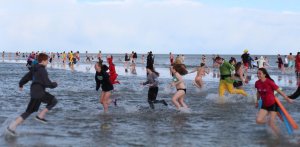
[19,64,57,99]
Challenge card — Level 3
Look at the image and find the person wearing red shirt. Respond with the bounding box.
[289,52,300,99]
[107,55,120,84]
[255,68,293,135]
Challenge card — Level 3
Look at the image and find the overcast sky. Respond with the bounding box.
[0,0,299,55]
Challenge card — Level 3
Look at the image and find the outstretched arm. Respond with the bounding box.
[19,70,33,88]
[276,88,294,104]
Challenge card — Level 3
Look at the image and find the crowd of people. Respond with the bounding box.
[2,49,300,137]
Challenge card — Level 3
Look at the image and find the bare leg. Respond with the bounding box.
[172,91,185,109]
[268,111,280,136]
[38,108,49,119]
[100,92,105,104]
[256,109,268,124]
[178,95,188,108]
[102,92,112,113]
[9,117,24,131]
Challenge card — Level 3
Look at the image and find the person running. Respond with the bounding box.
[170,64,188,110]
[287,52,295,70]
[130,60,137,75]
[215,57,247,98]
[62,51,66,64]
[277,54,285,73]
[69,51,74,65]
[97,50,102,60]
[146,51,154,70]
[142,66,168,109]
[255,68,293,136]
[7,53,58,136]
[133,52,138,63]
[169,52,174,65]
[288,52,300,99]
[26,53,35,70]
[233,62,247,89]
[254,56,266,68]
[95,60,115,113]
[2,51,4,60]
[124,53,130,72]
[190,63,209,88]
[201,55,206,65]
[107,55,120,84]
[241,49,250,71]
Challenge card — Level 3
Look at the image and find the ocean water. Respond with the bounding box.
[1,54,300,146]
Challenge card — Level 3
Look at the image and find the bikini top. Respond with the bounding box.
[172,76,179,82]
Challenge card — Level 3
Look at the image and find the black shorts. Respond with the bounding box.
[261,103,278,112]
[25,92,55,113]
[233,81,243,88]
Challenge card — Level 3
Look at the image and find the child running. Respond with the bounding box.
[170,64,188,110]
[142,66,168,109]
[7,53,58,136]
[255,68,293,136]
[95,60,115,113]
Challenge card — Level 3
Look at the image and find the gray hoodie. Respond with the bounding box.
[143,72,159,88]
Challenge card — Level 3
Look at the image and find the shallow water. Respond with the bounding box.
[1,56,300,146]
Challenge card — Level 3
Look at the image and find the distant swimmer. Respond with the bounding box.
[95,60,115,113]
[124,53,130,73]
[255,68,293,136]
[170,63,188,110]
[142,66,168,109]
[169,52,174,65]
[7,53,58,136]
[2,51,4,60]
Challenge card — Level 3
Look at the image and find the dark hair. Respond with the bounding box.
[229,57,236,64]
[97,59,103,68]
[38,53,48,63]
[258,68,274,82]
[215,56,222,61]
[173,64,188,75]
[235,62,242,72]
[146,65,159,77]
[200,63,205,67]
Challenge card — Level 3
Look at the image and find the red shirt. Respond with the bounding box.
[255,78,279,107]
[295,55,300,72]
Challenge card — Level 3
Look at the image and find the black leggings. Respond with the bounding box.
[289,86,300,99]
[21,92,58,120]
[148,87,158,102]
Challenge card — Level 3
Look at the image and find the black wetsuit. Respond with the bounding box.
[19,64,58,120]
[95,71,114,92]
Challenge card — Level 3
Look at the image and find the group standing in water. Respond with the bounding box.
[3,49,300,137]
